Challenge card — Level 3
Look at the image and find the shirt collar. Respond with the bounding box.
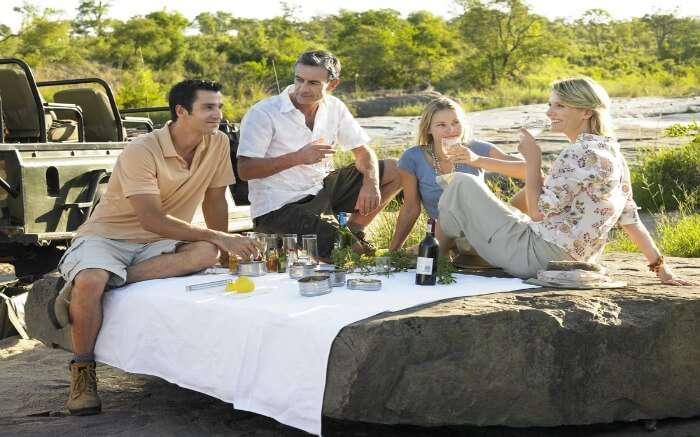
[279,84,327,114]
[156,121,207,159]
[156,122,180,158]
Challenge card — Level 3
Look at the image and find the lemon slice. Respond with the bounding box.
[234,276,255,293]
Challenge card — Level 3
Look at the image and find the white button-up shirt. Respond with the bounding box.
[238,85,370,218]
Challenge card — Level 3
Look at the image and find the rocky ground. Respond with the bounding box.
[1,96,699,437]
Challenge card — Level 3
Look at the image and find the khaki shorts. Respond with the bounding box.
[58,235,184,287]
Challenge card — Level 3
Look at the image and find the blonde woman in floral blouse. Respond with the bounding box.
[437,77,693,285]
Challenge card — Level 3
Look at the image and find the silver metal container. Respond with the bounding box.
[237,261,266,277]
[347,278,382,291]
[298,275,332,297]
[327,269,347,287]
[289,262,316,279]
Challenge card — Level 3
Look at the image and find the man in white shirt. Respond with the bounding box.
[237,50,401,259]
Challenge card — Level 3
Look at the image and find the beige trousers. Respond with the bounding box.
[437,173,572,278]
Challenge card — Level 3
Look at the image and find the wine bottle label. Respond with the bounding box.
[416,257,434,275]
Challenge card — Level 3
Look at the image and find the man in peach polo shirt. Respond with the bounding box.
[47,80,260,416]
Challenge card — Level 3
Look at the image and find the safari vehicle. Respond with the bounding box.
[0,58,251,279]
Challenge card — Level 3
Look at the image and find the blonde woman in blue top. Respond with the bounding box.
[388,97,526,254]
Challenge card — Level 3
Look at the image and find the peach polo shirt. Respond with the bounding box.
[76,124,235,242]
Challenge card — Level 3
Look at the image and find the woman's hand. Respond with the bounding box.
[657,263,697,286]
[517,129,541,161]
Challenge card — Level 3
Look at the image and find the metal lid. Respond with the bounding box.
[298,274,332,297]
[347,278,382,291]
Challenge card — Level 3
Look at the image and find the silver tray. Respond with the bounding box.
[347,278,382,291]
[298,274,332,297]
[237,261,266,277]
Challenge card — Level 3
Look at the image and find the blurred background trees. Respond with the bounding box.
[1,0,698,118]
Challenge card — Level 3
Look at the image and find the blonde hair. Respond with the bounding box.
[551,77,614,137]
[416,97,471,146]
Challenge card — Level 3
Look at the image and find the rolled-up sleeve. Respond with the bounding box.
[337,103,370,150]
[238,107,273,158]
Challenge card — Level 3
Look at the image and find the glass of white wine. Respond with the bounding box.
[522,116,551,138]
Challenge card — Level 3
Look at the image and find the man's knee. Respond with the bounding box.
[72,269,110,299]
[178,241,219,268]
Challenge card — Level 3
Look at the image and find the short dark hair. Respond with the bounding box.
[295,50,341,80]
[168,79,222,121]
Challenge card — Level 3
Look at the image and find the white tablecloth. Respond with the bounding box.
[95,271,537,435]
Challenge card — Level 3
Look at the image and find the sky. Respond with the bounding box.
[2,0,699,31]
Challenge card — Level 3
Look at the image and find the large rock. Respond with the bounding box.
[24,254,700,430]
[323,253,700,427]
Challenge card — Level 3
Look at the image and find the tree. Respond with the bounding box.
[456,0,549,85]
[107,11,189,70]
[73,0,112,37]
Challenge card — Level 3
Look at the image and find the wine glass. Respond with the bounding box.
[522,116,551,138]
[320,138,336,173]
[441,136,463,154]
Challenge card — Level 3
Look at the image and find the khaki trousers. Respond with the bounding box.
[437,173,572,278]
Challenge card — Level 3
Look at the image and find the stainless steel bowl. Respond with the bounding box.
[327,269,347,287]
[237,261,266,277]
[289,262,316,279]
[298,274,332,297]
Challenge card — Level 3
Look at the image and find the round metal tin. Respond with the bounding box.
[347,278,382,291]
[289,262,316,279]
[327,269,347,287]
[237,261,266,277]
[298,274,332,297]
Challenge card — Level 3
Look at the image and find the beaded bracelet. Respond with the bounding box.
[648,255,664,273]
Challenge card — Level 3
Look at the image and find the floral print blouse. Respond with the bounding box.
[529,133,640,262]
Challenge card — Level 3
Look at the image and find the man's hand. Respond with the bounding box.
[354,182,381,215]
[211,233,262,260]
[294,139,336,165]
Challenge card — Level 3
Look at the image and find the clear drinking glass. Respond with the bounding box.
[522,116,551,137]
[254,233,267,262]
[320,139,336,173]
[441,137,463,156]
[301,234,319,265]
[375,256,390,274]
[283,234,298,266]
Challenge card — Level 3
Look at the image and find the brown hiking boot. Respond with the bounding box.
[67,361,102,415]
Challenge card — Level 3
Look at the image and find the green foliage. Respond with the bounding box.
[630,136,700,211]
[657,214,700,257]
[665,121,700,138]
[115,66,166,109]
[606,211,700,258]
[2,3,700,120]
